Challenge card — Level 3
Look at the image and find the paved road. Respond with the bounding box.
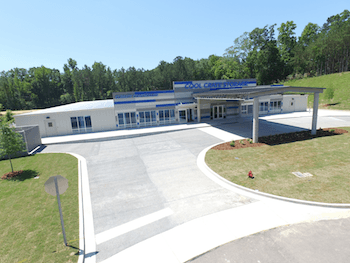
[40,110,350,262]
[188,217,350,263]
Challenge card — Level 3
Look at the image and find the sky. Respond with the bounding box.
[1,0,349,73]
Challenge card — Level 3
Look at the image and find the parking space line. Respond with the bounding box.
[95,208,173,245]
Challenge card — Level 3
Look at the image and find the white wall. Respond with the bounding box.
[283,95,308,113]
[14,108,115,137]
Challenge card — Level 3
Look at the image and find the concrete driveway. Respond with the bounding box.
[43,128,256,262]
[40,109,350,262]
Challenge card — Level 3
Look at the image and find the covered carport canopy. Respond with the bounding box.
[194,85,325,143]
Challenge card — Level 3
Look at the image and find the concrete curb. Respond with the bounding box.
[198,142,350,209]
[67,152,97,263]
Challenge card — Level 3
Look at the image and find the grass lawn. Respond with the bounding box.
[282,71,350,110]
[205,127,350,203]
[0,153,79,263]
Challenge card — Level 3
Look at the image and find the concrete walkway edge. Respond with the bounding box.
[197,143,350,208]
[67,152,96,263]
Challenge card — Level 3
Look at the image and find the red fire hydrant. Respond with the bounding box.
[248,170,254,179]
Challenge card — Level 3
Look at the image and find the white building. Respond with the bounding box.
[14,79,311,138]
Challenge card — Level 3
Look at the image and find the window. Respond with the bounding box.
[179,110,186,121]
[131,112,136,124]
[248,105,253,114]
[151,111,157,122]
[270,101,282,111]
[118,113,124,125]
[241,105,247,114]
[259,102,264,112]
[165,109,170,121]
[71,117,78,129]
[124,113,130,124]
[85,116,92,128]
[139,112,145,123]
[78,116,85,128]
[145,111,151,123]
[48,122,53,127]
[159,110,164,122]
[71,116,92,133]
[170,109,175,121]
[85,116,92,132]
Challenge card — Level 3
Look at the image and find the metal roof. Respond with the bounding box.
[18,99,114,116]
[193,86,325,100]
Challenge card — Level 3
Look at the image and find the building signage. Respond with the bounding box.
[173,79,257,90]
[183,81,249,89]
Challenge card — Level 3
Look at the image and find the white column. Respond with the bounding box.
[311,93,319,135]
[197,99,201,122]
[253,97,259,143]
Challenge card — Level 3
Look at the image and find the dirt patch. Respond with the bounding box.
[1,170,24,180]
[212,128,348,150]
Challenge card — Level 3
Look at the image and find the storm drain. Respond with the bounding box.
[292,172,313,178]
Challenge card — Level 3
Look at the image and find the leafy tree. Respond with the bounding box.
[4,110,14,123]
[278,21,297,78]
[0,122,26,172]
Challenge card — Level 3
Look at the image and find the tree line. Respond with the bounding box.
[0,9,349,111]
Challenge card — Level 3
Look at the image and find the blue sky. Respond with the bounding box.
[1,0,349,72]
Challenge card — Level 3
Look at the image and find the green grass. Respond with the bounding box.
[0,153,79,263]
[282,71,350,110]
[205,127,350,203]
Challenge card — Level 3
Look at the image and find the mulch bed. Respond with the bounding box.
[1,170,24,180]
[212,128,348,150]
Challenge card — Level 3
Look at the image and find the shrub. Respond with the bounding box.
[240,140,244,145]
[329,129,335,132]
[324,87,335,100]
[248,138,253,144]
[230,141,235,147]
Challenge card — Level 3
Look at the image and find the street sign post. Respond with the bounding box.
[44,175,69,246]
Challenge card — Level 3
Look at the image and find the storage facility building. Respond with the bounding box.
[14,79,313,138]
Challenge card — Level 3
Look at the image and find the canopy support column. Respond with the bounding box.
[197,98,201,122]
[253,97,259,143]
[311,93,319,135]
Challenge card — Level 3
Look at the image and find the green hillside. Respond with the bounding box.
[282,71,350,110]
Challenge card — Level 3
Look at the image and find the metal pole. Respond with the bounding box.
[311,93,319,135]
[54,176,67,246]
[252,97,259,143]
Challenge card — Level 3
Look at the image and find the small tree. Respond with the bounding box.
[324,87,335,101]
[0,122,26,172]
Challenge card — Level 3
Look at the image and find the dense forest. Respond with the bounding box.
[1,10,349,110]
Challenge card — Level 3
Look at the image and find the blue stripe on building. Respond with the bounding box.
[156,103,177,107]
[227,106,239,109]
[134,90,174,95]
[209,87,243,91]
[174,81,192,85]
[114,99,157,105]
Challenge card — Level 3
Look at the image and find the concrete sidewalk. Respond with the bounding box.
[41,109,350,145]
[41,123,211,145]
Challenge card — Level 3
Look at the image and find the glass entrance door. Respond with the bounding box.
[212,105,224,119]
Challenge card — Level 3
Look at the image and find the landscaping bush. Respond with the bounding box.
[230,141,235,147]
